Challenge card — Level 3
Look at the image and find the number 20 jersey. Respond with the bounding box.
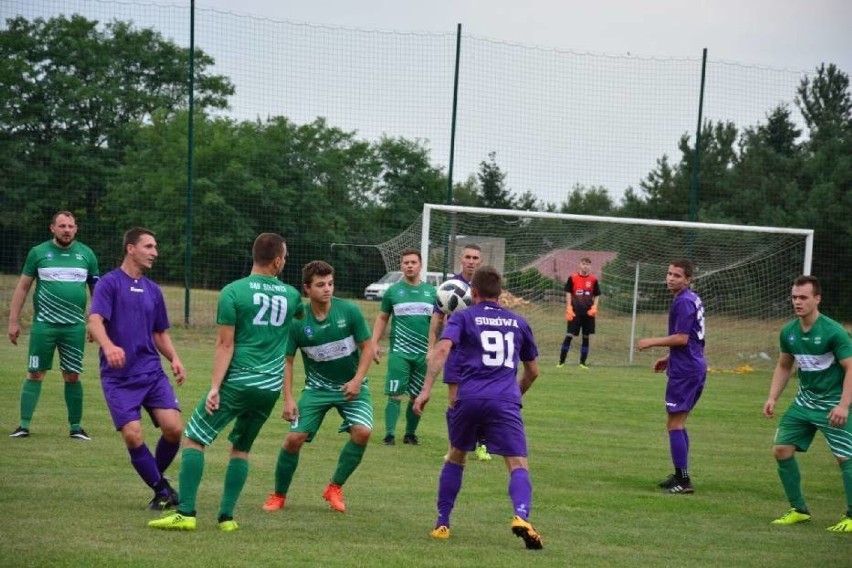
[441,300,538,404]
[217,274,304,392]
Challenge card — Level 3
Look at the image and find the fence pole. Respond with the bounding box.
[442,24,462,276]
[184,0,196,324]
[689,48,707,223]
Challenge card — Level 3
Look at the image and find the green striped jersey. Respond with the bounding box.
[380,280,435,354]
[780,314,852,411]
[288,298,372,391]
[22,239,99,325]
[217,274,304,392]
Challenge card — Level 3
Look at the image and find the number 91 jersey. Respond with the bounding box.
[441,301,538,403]
[217,274,304,389]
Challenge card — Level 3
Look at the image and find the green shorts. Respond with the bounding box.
[384,352,426,397]
[290,386,373,442]
[184,381,279,453]
[27,321,86,374]
[774,403,852,459]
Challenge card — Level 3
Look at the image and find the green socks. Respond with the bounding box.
[64,381,83,430]
[178,448,205,514]
[219,457,249,519]
[777,456,808,512]
[19,379,43,429]
[273,449,300,495]
[384,398,401,437]
[840,458,852,516]
[331,440,367,486]
[405,400,421,436]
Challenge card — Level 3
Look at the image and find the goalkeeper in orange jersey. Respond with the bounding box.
[557,257,601,370]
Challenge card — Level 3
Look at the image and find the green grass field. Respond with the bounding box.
[1,317,850,567]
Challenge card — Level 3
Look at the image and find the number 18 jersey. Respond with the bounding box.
[217,274,304,392]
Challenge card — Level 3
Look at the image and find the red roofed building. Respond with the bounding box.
[523,249,617,284]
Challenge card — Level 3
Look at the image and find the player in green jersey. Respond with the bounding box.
[149,234,303,532]
[763,275,852,532]
[8,211,99,440]
[371,249,436,446]
[263,260,374,514]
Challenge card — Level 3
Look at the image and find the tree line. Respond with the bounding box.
[1,16,849,317]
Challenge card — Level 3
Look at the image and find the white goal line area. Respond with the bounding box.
[366,203,813,370]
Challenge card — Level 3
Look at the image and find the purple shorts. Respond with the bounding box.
[665,374,705,414]
[447,398,528,457]
[101,370,181,430]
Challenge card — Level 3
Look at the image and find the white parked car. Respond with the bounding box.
[364,271,446,300]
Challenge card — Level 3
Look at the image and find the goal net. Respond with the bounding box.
[374,204,813,371]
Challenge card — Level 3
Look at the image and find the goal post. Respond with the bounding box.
[400,204,812,370]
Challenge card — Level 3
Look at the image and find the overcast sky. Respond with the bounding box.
[197,0,851,73]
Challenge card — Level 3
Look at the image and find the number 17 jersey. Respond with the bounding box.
[217,274,304,392]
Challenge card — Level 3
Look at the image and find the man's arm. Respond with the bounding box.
[153,330,186,385]
[7,275,34,345]
[827,357,852,428]
[282,355,298,422]
[413,338,452,415]
[204,325,235,415]
[763,352,795,418]
[371,311,390,364]
[427,311,443,351]
[87,313,125,369]
[518,359,540,395]
[341,339,374,401]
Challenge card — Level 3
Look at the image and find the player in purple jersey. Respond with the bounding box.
[414,266,543,549]
[88,227,186,510]
[427,244,493,460]
[637,259,707,495]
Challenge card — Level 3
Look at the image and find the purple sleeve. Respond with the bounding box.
[89,272,114,320]
[519,321,539,362]
[440,311,463,346]
[152,284,170,332]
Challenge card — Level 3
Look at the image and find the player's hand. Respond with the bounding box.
[565,306,575,322]
[282,400,299,422]
[652,356,668,373]
[636,339,653,351]
[413,392,430,415]
[8,322,20,345]
[763,399,776,419]
[341,379,362,401]
[828,404,848,428]
[372,343,381,364]
[103,344,126,369]
[205,387,220,415]
[588,306,597,318]
[171,357,186,386]
[86,331,94,343]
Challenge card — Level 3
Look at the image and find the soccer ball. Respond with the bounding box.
[436,279,472,314]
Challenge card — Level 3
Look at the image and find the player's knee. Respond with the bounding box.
[27,372,46,381]
[772,445,795,461]
[62,373,80,383]
[350,426,371,445]
[284,433,307,453]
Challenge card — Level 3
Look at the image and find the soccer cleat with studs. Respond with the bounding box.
[430,525,450,540]
[475,444,492,461]
[323,483,346,513]
[771,508,811,525]
[9,427,30,438]
[826,516,852,532]
[147,512,197,531]
[511,515,543,550]
[403,434,420,445]
[664,479,694,494]
[262,493,286,511]
[382,434,395,446]
[69,428,91,441]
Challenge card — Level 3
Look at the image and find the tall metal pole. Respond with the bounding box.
[689,48,707,223]
[442,24,462,276]
[184,0,196,324]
